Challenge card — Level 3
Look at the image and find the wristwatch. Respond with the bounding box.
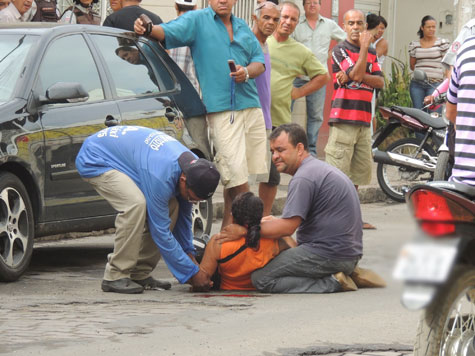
[243,66,249,83]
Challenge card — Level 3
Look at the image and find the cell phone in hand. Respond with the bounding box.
[228,59,237,73]
[139,14,153,36]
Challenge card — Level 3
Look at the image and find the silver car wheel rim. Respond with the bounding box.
[0,187,30,268]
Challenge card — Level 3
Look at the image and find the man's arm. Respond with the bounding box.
[232,62,266,83]
[361,73,384,89]
[278,236,297,251]
[446,101,457,124]
[291,72,330,100]
[217,216,302,243]
[348,31,373,82]
[135,17,166,41]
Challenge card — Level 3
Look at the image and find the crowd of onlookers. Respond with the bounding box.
[4,0,472,295]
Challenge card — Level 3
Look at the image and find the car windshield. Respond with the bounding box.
[0,34,35,104]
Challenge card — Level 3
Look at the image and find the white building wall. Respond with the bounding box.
[380,0,456,69]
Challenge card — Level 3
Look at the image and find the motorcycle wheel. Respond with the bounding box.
[414,266,475,356]
[191,198,213,238]
[377,137,435,203]
[433,151,450,181]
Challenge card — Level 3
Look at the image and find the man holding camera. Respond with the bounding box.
[134,0,268,230]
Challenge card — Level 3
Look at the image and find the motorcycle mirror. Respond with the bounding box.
[413,69,428,82]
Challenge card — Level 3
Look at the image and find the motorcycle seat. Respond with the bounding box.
[428,180,475,199]
[392,106,447,130]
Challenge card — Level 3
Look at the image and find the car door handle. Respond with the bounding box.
[165,107,177,122]
[104,115,119,127]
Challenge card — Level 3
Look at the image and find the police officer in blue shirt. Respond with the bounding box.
[76,126,220,294]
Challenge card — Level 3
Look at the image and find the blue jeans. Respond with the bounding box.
[292,78,326,157]
[410,79,442,140]
[409,79,442,114]
[251,245,359,293]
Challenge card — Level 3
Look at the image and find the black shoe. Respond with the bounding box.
[101,278,144,294]
[133,276,172,290]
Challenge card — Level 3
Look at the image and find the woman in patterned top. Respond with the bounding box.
[408,15,450,114]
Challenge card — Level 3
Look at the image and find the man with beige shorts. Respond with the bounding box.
[325,9,384,229]
[134,0,268,228]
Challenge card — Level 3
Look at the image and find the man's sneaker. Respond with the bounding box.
[333,272,358,292]
[350,266,386,288]
[133,276,172,290]
[101,278,144,294]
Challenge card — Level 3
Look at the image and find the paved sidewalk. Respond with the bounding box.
[212,161,387,219]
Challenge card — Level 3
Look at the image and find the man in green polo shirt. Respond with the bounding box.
[269,1,329,129]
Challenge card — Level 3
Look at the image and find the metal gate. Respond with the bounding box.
[354,0,381,15]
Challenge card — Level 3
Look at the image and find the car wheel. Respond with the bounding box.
[0,172,34,282]
[191,198,213,238]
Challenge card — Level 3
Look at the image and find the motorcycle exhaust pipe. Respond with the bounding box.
[373,149,435,172]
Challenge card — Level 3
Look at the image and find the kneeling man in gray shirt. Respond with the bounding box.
[219,123,363,293]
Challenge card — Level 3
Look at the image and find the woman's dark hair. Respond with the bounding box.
[379,15,387,28]
[231,192,263,248]
[417,15,436,39]
[73,0,99,5]
[366,13,380,30]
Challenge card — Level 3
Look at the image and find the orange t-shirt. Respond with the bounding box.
[218,237,280,290]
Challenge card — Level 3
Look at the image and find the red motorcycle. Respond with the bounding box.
[394,180,475,355]
[372,94,447,202]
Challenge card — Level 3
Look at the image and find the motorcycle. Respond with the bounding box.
[393,180,475,356]
[372,70,448,202]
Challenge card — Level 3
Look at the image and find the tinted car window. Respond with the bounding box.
[137,41,176,92]
[0,35,36,104]
[92,35,165,97]
[37,34,104,101]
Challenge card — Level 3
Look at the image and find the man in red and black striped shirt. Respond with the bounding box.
[325,9,383,230]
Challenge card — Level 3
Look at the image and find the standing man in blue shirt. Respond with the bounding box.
[76,126,220,294]
[134,0,268,229]
[292,0,346,156]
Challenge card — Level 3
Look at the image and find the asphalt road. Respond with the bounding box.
[0,201,419,356]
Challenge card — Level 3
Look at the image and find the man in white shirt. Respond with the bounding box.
[0,0,35,22]
[291,0,346,156]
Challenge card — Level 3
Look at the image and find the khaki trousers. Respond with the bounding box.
[84,169,178,281]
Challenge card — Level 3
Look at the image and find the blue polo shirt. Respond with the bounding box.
[76,126,199,284]
[161,7,264,114]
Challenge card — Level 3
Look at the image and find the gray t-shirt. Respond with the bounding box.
[282,156,363,260]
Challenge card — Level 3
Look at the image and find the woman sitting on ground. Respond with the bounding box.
[198,192,295,291]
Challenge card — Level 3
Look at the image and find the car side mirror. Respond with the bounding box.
[40,82,89,104]
[413,69,428,82]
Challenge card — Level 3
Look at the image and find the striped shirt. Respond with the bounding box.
[408,38,450,81]
[330,40,382,126]
[168,46,200,94]
[447,35,475,185]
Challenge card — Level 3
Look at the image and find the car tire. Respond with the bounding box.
[0,172,34,282]
[191,198,213,238]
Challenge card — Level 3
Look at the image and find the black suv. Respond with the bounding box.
[0,24,213,282]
